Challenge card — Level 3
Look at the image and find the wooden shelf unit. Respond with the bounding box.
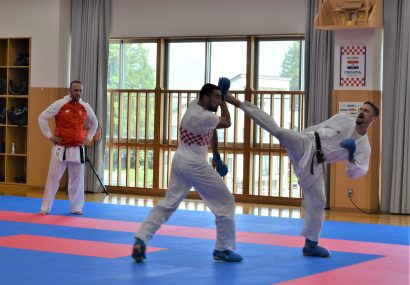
[314,0,383,30]
[0,38,30,184]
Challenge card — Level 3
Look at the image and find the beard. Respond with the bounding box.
[208,102,218,112]
[71,95,80,102]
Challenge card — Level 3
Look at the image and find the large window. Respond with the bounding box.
[167,40,247,89]
[105,40,157,188]
[257,39,304,91]
[108,41,157,89]
[106,36,305,202]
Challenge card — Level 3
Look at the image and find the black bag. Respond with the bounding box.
[15,53,29,66]
[0,76,6,95]
[9,79,28,95]
[14,174,26,183]
[7,106,28,126]
[0,104,5,124]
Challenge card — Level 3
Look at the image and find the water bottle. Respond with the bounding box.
[11,142,15,154]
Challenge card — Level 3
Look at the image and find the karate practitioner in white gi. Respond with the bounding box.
[132,83,243,263]
[38,81,98,215]
[226,93,379,257]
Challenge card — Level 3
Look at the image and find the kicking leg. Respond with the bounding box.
[226,93,306,165]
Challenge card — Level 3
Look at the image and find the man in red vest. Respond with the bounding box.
[38,80,98,215]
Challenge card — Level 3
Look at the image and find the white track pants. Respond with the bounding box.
[239,101,325,242]
[40,151,85,213]
[137,151,236,251]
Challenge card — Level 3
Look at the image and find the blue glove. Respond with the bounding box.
[340,138,356,161]
[218,77,230,101]
[213,153,228,177]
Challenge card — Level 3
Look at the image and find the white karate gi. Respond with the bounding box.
[239,101,371,242]
[137,99,236,251]
[38,95,98,213]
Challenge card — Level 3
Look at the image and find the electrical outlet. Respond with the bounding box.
[348,188,353,197]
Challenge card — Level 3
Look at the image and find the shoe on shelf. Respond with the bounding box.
[131,237,146,262]
[38,210,48,215]
[213,250,243,262]
[70,211,84,215]
[302,238,331,258]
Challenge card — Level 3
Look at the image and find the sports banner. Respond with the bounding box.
[340,46,366,87]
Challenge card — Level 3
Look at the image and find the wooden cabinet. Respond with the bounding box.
[0,38,30,184]
[314,0,383,30]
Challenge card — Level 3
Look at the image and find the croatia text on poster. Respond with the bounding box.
[340,46,366,87]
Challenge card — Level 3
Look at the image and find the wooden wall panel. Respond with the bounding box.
[27,87,68,187]
[330,90,381,212]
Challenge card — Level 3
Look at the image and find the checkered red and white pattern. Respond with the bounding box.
[180,127,213,146]
[341,46,366,55]
[340,78,365,87]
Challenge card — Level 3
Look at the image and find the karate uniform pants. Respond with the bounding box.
[137,151,236,251]
[239,101,326,242]
[40,151,85,213]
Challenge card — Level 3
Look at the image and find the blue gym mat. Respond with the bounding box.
[0,196,408,285]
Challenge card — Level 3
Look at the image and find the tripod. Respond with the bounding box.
[85,147,109,195]
[84,123,109,195]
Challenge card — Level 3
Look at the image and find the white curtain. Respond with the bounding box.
[70,0,111,193]
[305,0,334,206]
[380,0,410,214]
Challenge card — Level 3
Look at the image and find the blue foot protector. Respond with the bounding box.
[213,250,243,262]
[131,237,146,262]
[303,238,331,258]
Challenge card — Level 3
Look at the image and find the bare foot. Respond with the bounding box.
[71,211,84,215]
[38,210,48,215]
[225,92,242,108]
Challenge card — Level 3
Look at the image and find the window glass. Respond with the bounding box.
[107,43,120,89]
[258,40,302,91]
[123,43,157,89]
[168,42,205,89]
[210,41,247,90]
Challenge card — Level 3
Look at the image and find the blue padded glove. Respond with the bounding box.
[340,138,356,161]
[218,77,231,101]
[213,153,228,177]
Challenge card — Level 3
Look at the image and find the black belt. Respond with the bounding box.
[62,146,85,164]
[310,132,325,175]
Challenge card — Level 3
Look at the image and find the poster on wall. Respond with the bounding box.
[339,101,363,119]
[340,46,366,87]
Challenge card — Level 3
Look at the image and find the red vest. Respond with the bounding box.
[55,101,88,147]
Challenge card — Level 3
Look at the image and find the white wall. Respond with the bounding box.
[111,0,307,37]
[0,0,307,86]
[334,30,382,91]
[0,0,71,87]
